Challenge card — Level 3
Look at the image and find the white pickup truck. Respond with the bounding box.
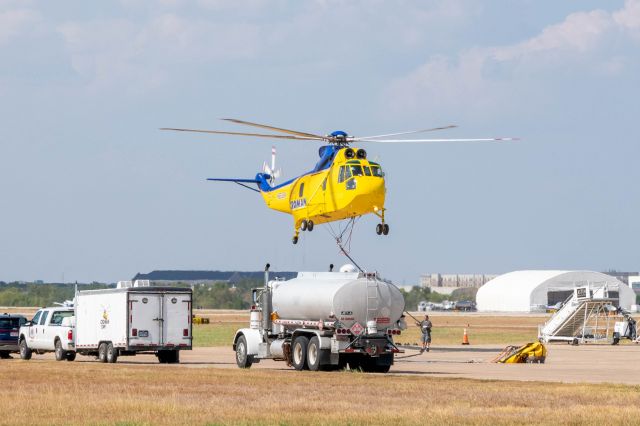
[18,307,76,361]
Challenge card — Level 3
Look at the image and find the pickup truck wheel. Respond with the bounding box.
[235,335,253,369]
[66,352,76,361]
[19,339,32,360]
[106,343,118,363]
[54,339,65,361]
[292,336,309,371]
[98,343,108,363]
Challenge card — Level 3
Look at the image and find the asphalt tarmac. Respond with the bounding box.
[16,343,640,384]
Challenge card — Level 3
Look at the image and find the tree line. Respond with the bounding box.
[0,280,478,311]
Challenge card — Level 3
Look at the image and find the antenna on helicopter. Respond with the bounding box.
[262,146,282,185]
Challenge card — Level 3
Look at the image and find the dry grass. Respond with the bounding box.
[1,360,640,425]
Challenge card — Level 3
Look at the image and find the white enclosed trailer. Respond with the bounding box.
[233,265,406,373]
[74,287,192,363]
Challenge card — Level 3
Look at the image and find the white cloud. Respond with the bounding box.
[0,7,39,46]
[385,1,640,118]
[614,0,640,38]
[57,13,262,91]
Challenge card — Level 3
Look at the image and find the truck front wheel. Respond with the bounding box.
[235,335,253,369]
[19,339,32,360]
[292,336,309,371]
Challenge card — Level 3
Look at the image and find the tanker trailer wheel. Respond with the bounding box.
[292,336,309,371]
[347,357,362,371]
[307,336,325,371]
[66,351,76,361]
[235,335,253,369]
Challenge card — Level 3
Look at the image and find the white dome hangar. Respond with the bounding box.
[476,270,635,312]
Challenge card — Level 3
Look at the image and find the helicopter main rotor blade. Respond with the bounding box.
[355,125,458,140]
[160,128,324,141]
[221,118,325,139]
[357,137,519,143]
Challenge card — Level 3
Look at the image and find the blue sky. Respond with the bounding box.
[1,0,639,283]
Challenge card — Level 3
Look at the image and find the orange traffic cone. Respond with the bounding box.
[462,328,470,345]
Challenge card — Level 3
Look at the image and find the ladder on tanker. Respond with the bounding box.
[539,285,616,344]
[366,278,379,327]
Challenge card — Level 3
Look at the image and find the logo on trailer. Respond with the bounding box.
[100,307,110,329]
[350,322,364,336]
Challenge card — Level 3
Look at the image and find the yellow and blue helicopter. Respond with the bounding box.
[162,119,515,244]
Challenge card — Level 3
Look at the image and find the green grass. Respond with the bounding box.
[192,322,245,347]
[398,326,539,346]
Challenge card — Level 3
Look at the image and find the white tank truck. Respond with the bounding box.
[233,264,406,373]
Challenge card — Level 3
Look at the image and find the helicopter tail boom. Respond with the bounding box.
[206,173,276,193]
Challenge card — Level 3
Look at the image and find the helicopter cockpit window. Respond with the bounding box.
[299,183,305,197]
[363,166,372,176]
[338,166,345,183]
[344,165,352,179]
[370,165,383,177]
[350,165,364,177]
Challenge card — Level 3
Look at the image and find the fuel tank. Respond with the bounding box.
[270,270,405,330]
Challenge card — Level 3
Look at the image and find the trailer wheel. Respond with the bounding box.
[292,336,309,371]
[0,351,10,359]
[98,343,108,363]
[66,352,76,362]
[168,351,180,364]
[106,343,118,363]
[235,335,253,369]
[307,336,323,371]
[19,339,32,360]
[54,339,65,361]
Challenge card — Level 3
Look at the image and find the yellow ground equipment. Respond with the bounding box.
[192,315,210,325]
[493,342,547,364]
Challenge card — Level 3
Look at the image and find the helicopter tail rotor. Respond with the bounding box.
[262,146,282,184]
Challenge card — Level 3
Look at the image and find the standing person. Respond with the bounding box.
[418,315,432,353]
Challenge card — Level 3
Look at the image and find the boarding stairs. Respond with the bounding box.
[539,285,616,343]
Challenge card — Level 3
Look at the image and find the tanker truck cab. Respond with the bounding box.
[233,264,405,373]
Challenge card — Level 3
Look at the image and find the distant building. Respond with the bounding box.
[602,271,639,286]
[477,270,635,312]
[420,273,497,295]
[131,270,297,286]
[628,276,640,293]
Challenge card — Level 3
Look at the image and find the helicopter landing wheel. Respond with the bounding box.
[307,220,314,232]
[376,224,383,235]
[382,223,389,235]
[301,220,308,231]
[292,235,299,244]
